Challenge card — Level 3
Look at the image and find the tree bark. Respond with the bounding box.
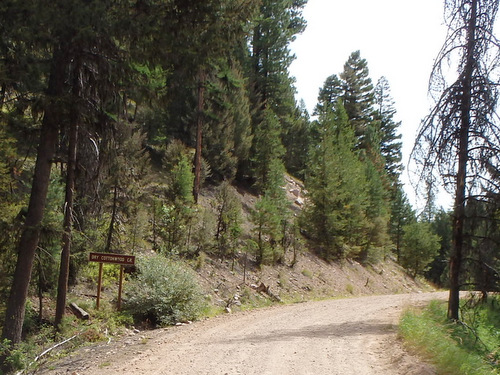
[55,102,79,328]
[448,0,476,321]
[1,47,67,346]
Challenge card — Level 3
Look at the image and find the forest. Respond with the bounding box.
[0,0,499,373]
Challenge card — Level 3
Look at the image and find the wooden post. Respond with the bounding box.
[96,262,103,310]
[117,265,124,311]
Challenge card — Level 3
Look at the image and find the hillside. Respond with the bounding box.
[65,174,431,321]
[164,175,432,314]
[196,247,433,311]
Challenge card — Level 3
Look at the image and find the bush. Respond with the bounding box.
[124,254,206,326]
[0,339,32,374]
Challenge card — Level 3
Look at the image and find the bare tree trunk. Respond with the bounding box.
[448,0,476,321]
[55,121,79,328]
[193,69,206,203]
[1,48,67,347]
[37,255,44,323]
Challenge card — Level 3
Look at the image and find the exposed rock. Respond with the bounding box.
[295,197,304,206]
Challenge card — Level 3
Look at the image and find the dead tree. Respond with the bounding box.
[412,0,500,320]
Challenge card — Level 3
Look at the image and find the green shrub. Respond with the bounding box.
[124,254,206,326]
[301,269,313,278]
[0,339,31,374]
[194,251,207,270]
[345,283,354,294]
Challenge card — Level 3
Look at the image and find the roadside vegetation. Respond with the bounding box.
[400,295,500,375]
[0,253,209,373]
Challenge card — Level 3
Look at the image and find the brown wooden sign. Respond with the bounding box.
[89,252,135,266]
[88,252,135,310]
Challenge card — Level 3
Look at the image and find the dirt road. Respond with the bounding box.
[39,292,447,375]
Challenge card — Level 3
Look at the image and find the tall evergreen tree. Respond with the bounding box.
[252,156,289,265]
[303,100,368,259]
[362,157,391,262]
[282,100,311,180]
[2,31,70,350]
[400,221,441,277]
[246,0,307,183]
[214,181,242,259]
[314,74,344,116]
[389,185,416,261]
[1,0,137,349]
[251,109,286,192]
[339,51,376,150]
[373,76,403,187]
[249,0,306,114]
[203,63,253,181]
[147,0,257,201]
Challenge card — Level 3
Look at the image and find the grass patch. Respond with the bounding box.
[238,285,274,310]
[345,283,354,294]
[399,297,500,375]
[278,272,289,289]
[301,269,313,278]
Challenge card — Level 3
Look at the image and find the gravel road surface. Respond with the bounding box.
[38,292,448,375]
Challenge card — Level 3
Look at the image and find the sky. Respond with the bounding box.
[289,0,449,210]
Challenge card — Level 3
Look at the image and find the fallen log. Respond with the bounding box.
[254,282,282,302]
[70,302,90,320]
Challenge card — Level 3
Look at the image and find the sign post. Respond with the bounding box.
[97,262,103,309]
[89,252,135,310]
[117,265,124,311]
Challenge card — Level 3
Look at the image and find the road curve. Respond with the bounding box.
[40,292,447,375]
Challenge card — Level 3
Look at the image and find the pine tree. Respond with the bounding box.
[249,0,306,113]
[204,63,253,181]
[303,100,369,259]
[389,185,416,261]
[373,77,403,188]
[246,0,307,184]
[282,100,312,180]
[251,109,286,192]
[314,74,344,116]
[400,221,441,277]
[252,156,288,265]
[2,41,68,348]
[158,0,257,202]
[339,51,375,150]
[362,157,391,263]
[214,181,242,259]
[1,0,142,347]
